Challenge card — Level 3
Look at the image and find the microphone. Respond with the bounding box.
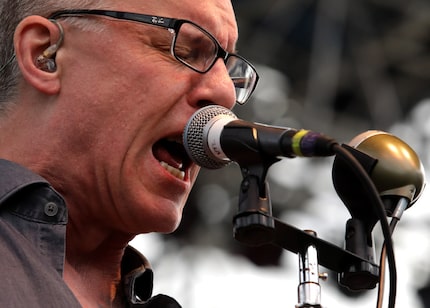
[332,130,425,291]
[183,105,338,169]
[333,130,425,220]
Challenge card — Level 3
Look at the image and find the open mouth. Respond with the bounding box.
[152,138,191,180]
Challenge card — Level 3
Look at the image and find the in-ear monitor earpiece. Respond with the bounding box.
[35,19,64,72]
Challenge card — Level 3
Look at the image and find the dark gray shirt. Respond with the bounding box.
[0,159,180,307]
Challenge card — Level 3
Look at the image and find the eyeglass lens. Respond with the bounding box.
[226,56,258,104]
[174,22,257,104]
[173,22,218,72]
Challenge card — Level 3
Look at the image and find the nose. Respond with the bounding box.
[190,58,236,110]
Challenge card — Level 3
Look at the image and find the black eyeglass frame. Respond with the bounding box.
[48,9,259,104]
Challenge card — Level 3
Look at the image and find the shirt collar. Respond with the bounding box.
[0,159,154,306]
[0,159,49,204]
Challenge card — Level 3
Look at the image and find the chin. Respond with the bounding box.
[156,216,182,234]
[150,202,184,234]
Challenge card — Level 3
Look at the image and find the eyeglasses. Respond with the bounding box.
[49,9,259,105]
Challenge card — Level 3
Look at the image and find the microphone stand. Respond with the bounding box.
[232,162,379,307]
[296,230,326,308]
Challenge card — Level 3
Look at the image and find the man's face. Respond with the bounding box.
[53,0,238,234]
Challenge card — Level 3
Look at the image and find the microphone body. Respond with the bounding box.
[183,105,337,169]
[348,130,425,205]
[333,130,425,221]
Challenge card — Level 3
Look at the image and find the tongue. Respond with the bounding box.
[153,140,183,169]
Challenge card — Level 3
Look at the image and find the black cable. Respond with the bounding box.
[332,144,397,308]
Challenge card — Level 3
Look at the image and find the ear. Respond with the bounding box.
[14,16,63,95]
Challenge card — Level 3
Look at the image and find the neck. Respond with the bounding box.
[64,217,135,308]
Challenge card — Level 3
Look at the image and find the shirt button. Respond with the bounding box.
[44,202,59,217]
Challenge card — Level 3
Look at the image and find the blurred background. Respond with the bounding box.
[132,0,430,307]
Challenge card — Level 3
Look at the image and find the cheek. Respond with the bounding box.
[144,70,189,101]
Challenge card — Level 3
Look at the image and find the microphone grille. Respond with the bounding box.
[183,105,237,169]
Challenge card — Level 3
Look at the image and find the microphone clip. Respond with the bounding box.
[233,163,276,246]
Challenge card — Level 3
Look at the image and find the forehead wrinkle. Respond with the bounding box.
[117,0,238,51]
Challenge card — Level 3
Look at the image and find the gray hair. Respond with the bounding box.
[0,0,97,113]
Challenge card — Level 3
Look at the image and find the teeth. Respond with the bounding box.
[160,161,185,180]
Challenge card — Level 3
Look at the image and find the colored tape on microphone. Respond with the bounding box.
[292,129,309,156]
